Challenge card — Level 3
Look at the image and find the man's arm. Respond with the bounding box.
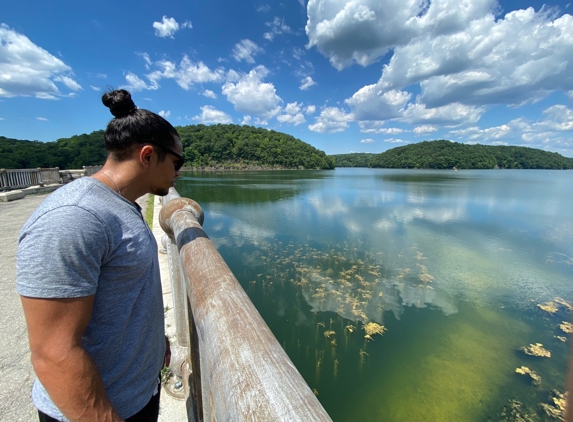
[21,295,123,422]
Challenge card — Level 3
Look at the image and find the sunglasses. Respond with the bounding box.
[139,140,184,171]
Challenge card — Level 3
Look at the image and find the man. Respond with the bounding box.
[17,90,184,421]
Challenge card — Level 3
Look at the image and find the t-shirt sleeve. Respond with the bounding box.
[16,206,110,298]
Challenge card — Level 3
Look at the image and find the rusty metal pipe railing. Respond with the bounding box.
[160,187,331,421]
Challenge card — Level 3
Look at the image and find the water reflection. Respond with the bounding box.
[176,168,573,421]
[181,168,573,318]
[177,170,329,205]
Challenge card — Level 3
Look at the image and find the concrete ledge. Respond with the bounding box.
[38,184,60,194]
[22,186,41,195]
[0,190,25,202]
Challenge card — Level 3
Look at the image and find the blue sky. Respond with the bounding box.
[1,0,573,156]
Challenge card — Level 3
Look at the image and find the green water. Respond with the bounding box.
[176,168,573,421]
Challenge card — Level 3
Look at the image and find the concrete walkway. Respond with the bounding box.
[0,194,47,421]
[0,192,188,421]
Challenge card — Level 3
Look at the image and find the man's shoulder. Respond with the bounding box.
[22,178,112,230]
[42,177,101,207]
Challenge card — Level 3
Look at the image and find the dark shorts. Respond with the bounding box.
[37,388,161,422]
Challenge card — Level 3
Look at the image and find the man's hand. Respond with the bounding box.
[21,295,124,422]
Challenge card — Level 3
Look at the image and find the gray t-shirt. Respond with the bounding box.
[17,177,165,420]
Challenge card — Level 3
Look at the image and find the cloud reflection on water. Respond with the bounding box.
[195,169,573,325]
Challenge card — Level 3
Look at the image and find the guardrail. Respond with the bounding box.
[159,188,332,422]
[0,166,102,191]
[0,168,59,190]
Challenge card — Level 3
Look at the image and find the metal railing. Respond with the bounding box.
[0,167,60,191]
[83,165,102,177]
[60,166,102,184]
[159,188,332,422]
[0,166,102,191]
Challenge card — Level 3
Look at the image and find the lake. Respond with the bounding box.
[176,168,573,421]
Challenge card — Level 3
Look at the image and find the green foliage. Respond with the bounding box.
[330,153,375,167]
[0,131,107,170]
[176,124,334,169]
[144,194,155,228]
[369,140,573,170]
[1,125,334,170]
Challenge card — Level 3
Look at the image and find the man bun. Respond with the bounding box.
[102,89,137,118]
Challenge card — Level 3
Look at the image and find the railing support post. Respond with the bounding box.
[0,169,7,191]
[37,168,45,187]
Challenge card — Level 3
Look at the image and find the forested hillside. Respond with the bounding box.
[176,124,334,169]
[0,132,107,169]
[369,140,573,169]
[0,124,334,170]
[330,153,374,167]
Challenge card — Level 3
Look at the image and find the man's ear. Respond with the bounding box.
[139,145,154,168]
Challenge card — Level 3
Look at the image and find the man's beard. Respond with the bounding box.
[152,186,170,196]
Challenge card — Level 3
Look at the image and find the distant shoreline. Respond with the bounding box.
[180,165,329,171]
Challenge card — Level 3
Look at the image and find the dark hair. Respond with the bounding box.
[102,89,179,161]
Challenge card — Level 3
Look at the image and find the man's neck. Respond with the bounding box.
[92,161,146,203]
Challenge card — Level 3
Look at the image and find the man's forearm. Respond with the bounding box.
[33,345,123,422]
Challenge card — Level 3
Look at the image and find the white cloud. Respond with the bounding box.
[402,102,484,125]
[360,138,374,143]
[305,105,316,115]
[458,120,520,143]
[443,109,573,155]
[0,24,82,99]
[345,86,410,120]
[293,47,305,60]
[309,1,573,135]
[90,85,100,91]
[202,89,217,99]
[54,76,82,91]
[242,115,252,125]
[96,73,107,79]
[36,117,48,121]
[538,105,573,131]
[341,4,573,110]
[158,110,171,118]
[137,52,152,69]
[305,0,499,70]
[384,138,407,143]
[222,65,282,120]
[263,17,292,41]
[146,55,224,90]
[299,76,316,90]
[153,16,191,38]
[308,107,353,133]
[284,102,302,115]
[192,105,233,124]
[413,125,438,135]
[378,128,403,134]
[256,4,271,13]
[232,39,264,63]
[379,9,573,108]
[277,113,306,125]
[359,121,404,134]
[121,72,159,92]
